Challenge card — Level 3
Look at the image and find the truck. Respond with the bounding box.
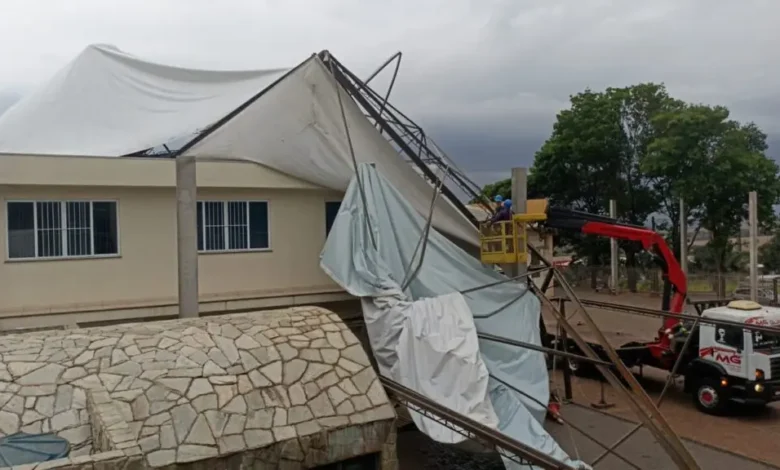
[536,207,780,415]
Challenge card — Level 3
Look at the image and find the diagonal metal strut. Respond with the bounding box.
[380,376,577,470]
[527,244,701,470]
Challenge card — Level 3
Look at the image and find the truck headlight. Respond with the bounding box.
[755,383,765,393]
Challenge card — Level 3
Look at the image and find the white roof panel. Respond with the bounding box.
[0,44,287,156]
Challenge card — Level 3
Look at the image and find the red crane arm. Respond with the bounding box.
[545,208,687,329]
[579,221,687,328]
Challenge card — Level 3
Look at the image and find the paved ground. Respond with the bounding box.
[396,404,778,469]
[550,403,778,469]
[542,289,780,466]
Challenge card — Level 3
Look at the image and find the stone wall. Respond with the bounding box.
[0,307,397,469]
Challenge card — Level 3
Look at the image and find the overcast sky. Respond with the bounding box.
[0,0,777,186]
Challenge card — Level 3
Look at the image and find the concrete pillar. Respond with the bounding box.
[679,199,688,275]
[176,156,199,318]
[609,199,618,294]
[511,168,528,276]
[749,191,758,302]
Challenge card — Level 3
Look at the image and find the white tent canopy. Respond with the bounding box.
[0,44,288,156]
[0,44,478,245]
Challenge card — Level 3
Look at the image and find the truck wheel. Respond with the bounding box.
[693,378,727,415]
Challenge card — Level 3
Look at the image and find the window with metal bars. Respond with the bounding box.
[6,201,118,260]
[196,201,269,252]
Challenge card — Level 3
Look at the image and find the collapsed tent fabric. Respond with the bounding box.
[0,44,477,245]
[321,164,590,470]
[0,44,287,156]
[365,290,501,443]
[183,55,478,245]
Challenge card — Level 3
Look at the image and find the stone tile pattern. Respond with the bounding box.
[0,306,397,469]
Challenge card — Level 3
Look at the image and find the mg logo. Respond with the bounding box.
[715,352,741,365]
[700,347,742,365]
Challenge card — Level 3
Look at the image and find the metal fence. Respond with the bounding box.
[557,264,752,297]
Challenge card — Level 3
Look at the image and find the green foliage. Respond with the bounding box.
[526,84,679,288]
[476,179,511,202]
[644,104,780,274]
[479,82,780,283]
[760,236,780,273]
[691,242,747,273]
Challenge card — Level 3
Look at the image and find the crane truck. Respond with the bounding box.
[545,208,780,414]
[530,207,780,415]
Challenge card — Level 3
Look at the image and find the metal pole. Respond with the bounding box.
[379,377,576,470]
[609,199,618,294]
[749,191,758,302]
[680,199,688,276]
[176,156,199,318]
[592,318,700,465]
[559,299,573,402]
[525,243,700,469]
[544,271,700,469]
[511,167,528,279]
[528,246,701,470]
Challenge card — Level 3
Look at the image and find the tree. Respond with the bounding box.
[643,105,780,295]
[760,236,780,273]
[473,176,545,203]
[476,84,780,296]
[528,84,675,290]
[477,179,511,202]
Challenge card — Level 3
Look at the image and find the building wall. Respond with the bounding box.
[0,155,347,327]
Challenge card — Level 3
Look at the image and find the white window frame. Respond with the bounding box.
[197,200,271,254]
[5,199,120,261]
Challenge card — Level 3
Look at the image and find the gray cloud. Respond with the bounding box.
[1,0,778,180]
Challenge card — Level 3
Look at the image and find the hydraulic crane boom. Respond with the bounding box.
[544,207,687,337]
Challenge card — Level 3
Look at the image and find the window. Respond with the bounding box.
[753,330,780,350]
[6,201,118,260]
[197,201,269,252]
[715,325,744,350]
[325,201,342,235]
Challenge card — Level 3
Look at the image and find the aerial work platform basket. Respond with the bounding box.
[478,199,548,265]
[479,220,525,264]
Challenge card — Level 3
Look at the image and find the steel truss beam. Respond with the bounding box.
[570,297,780,336]
[319,51,700,469]
[380,376,576,469]
[320,53,493,218]
[526,244,702,470]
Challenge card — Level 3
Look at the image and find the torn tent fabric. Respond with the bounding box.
[320,163,590,470]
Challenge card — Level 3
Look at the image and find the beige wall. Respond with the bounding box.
[0,155,346,325]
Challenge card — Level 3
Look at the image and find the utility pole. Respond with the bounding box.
[679,199,688,276]
[610,199,618,294]
[511,168,528,277]
[749,191,758,302]
[176,155,199,318]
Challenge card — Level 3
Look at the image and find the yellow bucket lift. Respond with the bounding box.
[479,199,548,265]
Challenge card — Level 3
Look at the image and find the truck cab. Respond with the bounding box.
[686,300,780,414]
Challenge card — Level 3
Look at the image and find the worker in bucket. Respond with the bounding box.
[493,194,504,208]
[490,199,513,224]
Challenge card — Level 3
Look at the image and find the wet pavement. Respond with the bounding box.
[396,403,778,469]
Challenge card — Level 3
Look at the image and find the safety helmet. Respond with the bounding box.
[494,195,504,203]
[504,199,512,208]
